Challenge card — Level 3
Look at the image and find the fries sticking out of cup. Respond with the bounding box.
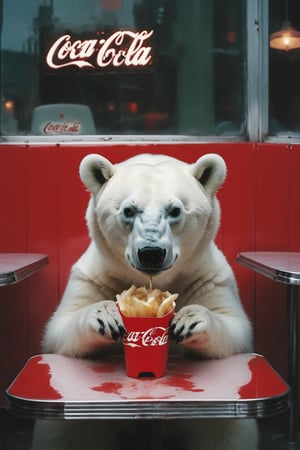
[116,285,178,318]
[116,283,178,378]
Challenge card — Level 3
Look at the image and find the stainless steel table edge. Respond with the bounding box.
[0,254,49,286]
[6,390,291,421]
[237,251,300,446]
[0,272,18,285]
[236,253,300,285]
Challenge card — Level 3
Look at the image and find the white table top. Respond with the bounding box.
[237,252,300,285]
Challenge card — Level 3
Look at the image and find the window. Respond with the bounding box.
[1,0,246,138]
[269,0,300,136]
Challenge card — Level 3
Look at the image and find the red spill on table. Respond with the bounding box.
[91,364,117,374]
[8,356,62,400]
[238,356,287,399]
[160,373,204,392]
[92,382,123,393]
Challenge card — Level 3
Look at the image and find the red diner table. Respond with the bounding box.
[7,353,289,421]
[0,253,49,286]
[4,253,291,447]
[237,251,300,448]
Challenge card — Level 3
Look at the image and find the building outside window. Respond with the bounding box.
[0,0,300,141]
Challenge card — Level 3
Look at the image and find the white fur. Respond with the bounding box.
[32,153,258,450]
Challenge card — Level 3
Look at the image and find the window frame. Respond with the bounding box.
[247,0,269,142]
[1,0,299,144]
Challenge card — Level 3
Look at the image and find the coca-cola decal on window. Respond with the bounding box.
[43,120,81,134]
[124,326,169,348]
[45,30,154,71]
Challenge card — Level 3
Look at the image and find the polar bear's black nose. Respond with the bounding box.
[138,247,166,267]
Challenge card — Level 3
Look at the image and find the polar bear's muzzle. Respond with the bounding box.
[138,246,166,269]
[121,202,180,275]
[129,244,176,274]
[127,238,178,275]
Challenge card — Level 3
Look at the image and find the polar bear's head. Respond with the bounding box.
[79,153,226,277]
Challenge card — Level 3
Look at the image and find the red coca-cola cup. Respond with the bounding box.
[120,309,174,378]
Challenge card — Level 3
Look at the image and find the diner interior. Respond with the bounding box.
[1,0,300,449]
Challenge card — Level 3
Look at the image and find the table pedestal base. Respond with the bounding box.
[272,433,300,449]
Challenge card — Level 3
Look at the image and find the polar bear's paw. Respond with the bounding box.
[170,305,212,345]
[85,300,126,341]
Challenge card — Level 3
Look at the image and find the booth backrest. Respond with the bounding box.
[0,142,300,404]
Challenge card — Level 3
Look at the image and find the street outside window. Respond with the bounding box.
[269,0,300,136]
[1,0,246,137]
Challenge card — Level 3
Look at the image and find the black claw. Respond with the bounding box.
[118,325,126,338]
[189,322,198,331]
[97,319,105,336]
[108,323,117,340]
[169,323,176,338]
[176,325,184,336]
[111,330,120,341]
[169,331,176,340]
[170,324,185,343]
[109,323,123,341]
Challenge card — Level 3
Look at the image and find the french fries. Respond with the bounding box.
[116,285,178,318]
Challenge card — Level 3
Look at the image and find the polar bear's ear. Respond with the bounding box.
[79,154,115,194]
[190,154,226,195]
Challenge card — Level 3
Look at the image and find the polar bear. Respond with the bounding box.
[32,153,258,450]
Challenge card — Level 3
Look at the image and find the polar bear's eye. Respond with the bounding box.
[123,207,135,218]
[169,207,181,218]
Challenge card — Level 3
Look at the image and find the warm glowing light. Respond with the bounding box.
[46,30,154,70]
[270,22,300,51]
[226,31,236,44]
[4,100,14,111]
[106,101,115,112]
[129,102,138,115]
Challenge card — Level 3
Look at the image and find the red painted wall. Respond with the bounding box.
[0,142,299,404]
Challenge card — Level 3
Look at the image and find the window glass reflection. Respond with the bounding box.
[269,0,300,135]
[1,0,245,137]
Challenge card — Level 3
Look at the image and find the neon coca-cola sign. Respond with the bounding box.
[46,30,154,70]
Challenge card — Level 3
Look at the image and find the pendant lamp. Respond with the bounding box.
[270,1,300,51]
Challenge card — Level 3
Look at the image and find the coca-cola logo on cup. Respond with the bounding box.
[45,30,154,71]
[124,326,169,348]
